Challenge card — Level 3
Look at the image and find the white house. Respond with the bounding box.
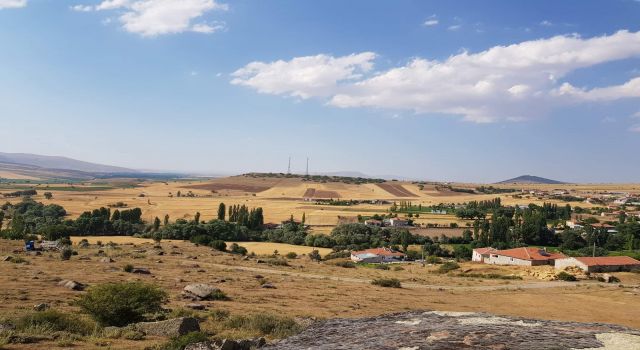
[472,247,497,263]
[484,247,566,267]
[350,248,406,263]
[388,218,409,227]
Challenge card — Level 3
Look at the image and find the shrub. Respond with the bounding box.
[76,282,168,326]
[229,243,247,255]
[210,240,227,252]
[265,258,288,266]
[308,250,322,262]
[323,251,350,260]
[334,261,356,268]
[371,278,401,288]
[225,314,301,338]
[393,266,405,271]
[157,332,210,350]
[437,262,460,274]
[426,255,441,264]
[123,264,134,273]
[556,271,577,282]
[374,264,390,270]
[15,310,97,336]
[60,248,73,261]
[285,252,297,259]
[208,309,230,321]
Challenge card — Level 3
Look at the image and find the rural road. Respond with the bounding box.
[200,261,601,291]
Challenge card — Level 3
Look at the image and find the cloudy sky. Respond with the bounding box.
[1,0,639,182]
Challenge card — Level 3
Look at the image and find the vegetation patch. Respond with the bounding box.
[371,278,402,288]
[455,273,522,280]
[437,262,460,274]
[224,313,301,339]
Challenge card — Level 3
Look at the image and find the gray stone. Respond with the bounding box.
[1,256,12,262]
[186,303,206,310]
[57,279,85,291]
[131,268,151,274]
[33,303,50,311]
[183,283,221,300]
[100,257,114,263]
[184,338,266,350]
[264,310,640,349]
[135,317,200,338]
[0,323,16,332]
[261,283,276,289]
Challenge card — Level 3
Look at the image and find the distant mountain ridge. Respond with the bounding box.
[497,175,566,185]
[0,152,135,173]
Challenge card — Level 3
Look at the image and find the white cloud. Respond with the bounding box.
[423,15,438,27]
[631,111,640,118]
[539,20,553,27]
[232,30,640,123]
[630,124,640,132]
[231,52,376,99]
[447,24,462,31]
[0,0,26,9]
[73,0,228,36]
[71,4,93,12]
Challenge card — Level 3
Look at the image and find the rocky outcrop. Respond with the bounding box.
[135,317,200,337]
[265,311,640,349]
[183,283,221,300]
[57,279,85,291]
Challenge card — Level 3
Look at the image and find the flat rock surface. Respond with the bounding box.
[266,311,640,350]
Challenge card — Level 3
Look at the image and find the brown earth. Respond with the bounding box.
[302,188,341,199]
[376,183,419,197]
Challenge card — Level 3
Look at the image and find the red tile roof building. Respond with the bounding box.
[556,256,640,272]
[484,247,567,266]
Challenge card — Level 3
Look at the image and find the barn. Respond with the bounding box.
[485,247,566,266]
[555,256,640,273]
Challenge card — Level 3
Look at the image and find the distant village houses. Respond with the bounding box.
[472,247,566,266]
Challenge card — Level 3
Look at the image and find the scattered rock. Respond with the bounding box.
[57,279,86,291]
[254,275,264,279]
[131,268,151,274]
[135,317,200,338]
[100,257,115,263]
[186,303,206,310]
[2,256,12,262]
[197,269,206,273]
[0,323,16,332]
[26,251,42,256]
[78,256,92,261]
[132,249,147,253]
[185,338,266,350]
[183,283,221,300]
[261,283,276,289]
[33,303,50,311]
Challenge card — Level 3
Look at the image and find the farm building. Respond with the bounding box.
[350,248,406,263]
[472,247,497,263]
[555,256,640,273]
[364,219,383,227]
[386,218,409,227]
[484,247,566,266]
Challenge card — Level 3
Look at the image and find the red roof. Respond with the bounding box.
[352,247,406,257]
[493,247,566,261]
[573,256,640,267]
[590,223,616,229]
[474,247,497,255]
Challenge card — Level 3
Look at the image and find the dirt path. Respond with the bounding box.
[202,261,600,291]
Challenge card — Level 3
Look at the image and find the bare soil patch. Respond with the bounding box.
[376,183,418,197]
[302,188,341,199]
[183,183,272,193]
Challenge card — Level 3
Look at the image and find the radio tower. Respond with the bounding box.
[305,157,309,176]
[287,156,291,174]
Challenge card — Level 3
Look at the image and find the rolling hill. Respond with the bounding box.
[496,175,566,185]
[0,152,135,173]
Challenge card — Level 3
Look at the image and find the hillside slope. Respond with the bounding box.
[497,175,566,184]
[0,152,135,173]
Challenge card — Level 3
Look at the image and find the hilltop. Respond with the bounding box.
[497,175,566,185]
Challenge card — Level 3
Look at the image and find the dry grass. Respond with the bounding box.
[226,242,332,256]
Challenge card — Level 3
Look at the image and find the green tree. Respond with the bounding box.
[194,212,200,224]
[301,212,306,225]
[77,282,168,327]
[153,217,161,232]
[44,192,53,200]
[218,202,226,221]
[164,214,169,226]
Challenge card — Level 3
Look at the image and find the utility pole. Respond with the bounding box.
[287,156,291,175]
[305,157,309,176]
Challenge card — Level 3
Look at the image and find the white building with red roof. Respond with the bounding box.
[485,247,567,266]
[472,247,497,263]
[555,256,640,273]
[350,247,406,263]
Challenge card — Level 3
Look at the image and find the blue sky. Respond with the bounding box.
[0,0,639,183]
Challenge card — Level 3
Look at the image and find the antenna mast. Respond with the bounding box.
[287,156,291,174]
[306,157,309,176]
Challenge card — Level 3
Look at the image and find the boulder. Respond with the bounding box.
[261,283,276,289]
[57,279,85,291]
[2,256,12,262]
[186,303,206,310]
[33,303,50,311]
[131,268,151,274]
[183,284,221,300]
[135,317,200,338]
[100,257,115,263]
[184,338,266,350]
